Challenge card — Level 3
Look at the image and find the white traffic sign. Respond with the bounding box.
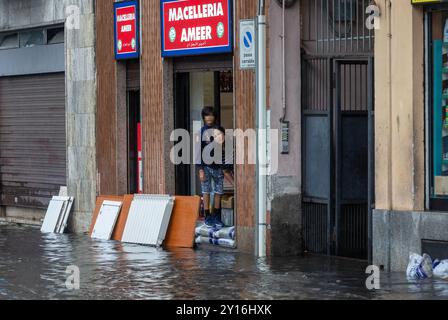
[239,19,256,70]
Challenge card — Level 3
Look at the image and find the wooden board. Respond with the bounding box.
[164,196,201,249]
[89,195,134,241]
[113,194,134,241]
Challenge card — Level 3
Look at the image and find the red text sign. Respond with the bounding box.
[114,1,139,59]
[161,0,232,57]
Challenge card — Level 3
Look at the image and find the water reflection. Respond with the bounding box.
[0,224,448,300]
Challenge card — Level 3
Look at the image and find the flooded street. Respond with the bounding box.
[1,223,448,300]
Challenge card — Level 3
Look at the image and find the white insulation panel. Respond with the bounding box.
[121,195,175,247]
[91,201,122,240]
[41,196,73,234]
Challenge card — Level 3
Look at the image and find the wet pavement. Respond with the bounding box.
[1,223,448,300]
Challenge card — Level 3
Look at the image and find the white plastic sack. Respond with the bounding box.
[195,224,216,238]
[213,226,235,240]
[433,260,448,280]
[195,236,236,248]
[406,253,433,280]
[195,225,236,240]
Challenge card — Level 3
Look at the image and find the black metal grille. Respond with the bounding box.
[303,202,328,254]
[302,58,331,112]
[338,204,368,259]
[301,0,374,55]
[339,62,369,112]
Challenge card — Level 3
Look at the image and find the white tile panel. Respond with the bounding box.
[41,196,73,233]
[55,197,74,234]
[121,195,175,247]
[91,201,122,240]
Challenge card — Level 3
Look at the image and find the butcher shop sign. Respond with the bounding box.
[114,1,139,60]
[161,0,233,57]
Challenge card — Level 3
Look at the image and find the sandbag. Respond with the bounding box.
[213,226,235,240]
[406,253,433,280]
[195,236,235,248]
[195,224,217,238]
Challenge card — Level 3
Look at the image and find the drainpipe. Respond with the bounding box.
[281,0,287,123]
[257,0,267,258]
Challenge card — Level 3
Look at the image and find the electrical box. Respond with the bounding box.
[281,121,290,154]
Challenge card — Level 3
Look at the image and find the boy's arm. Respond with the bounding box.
[195,127,205,172]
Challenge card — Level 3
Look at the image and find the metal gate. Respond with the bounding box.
[301,0,374,261]
[302,57,373,260]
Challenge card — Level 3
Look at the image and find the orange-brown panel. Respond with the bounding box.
[164,196,201,249]
[89,195,134,241]
[112,194,134,241]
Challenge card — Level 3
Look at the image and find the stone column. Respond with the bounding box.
[65,0,97,233]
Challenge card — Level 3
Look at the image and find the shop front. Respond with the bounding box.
[96,0,261,254]
[424,2,448,211]
[162,0,237,239]
[373,0,448,271]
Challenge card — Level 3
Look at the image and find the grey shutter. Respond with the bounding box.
[0,73,66,209]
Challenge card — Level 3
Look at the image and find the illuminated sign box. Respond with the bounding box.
[161,0,233,57]
[114,1,139,60]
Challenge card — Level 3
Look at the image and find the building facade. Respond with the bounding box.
[374,0,448,271]
[95,0,302,255]
[3,0,447,267]
[0,0,96,232]
[0,0,302,256]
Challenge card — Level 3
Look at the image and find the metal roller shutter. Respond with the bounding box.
[126,60,140,90]
[0,73,66,209]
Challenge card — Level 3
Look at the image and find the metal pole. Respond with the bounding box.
[257,0,267,258]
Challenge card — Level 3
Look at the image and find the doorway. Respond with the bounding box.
[174,69,235,223]
[302,58,374,260]
[126,60,142,195]
[127,89,141,194]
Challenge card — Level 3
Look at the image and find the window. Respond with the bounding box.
[0,33,18,50]
[47,27,64,44]
[0,25,65,51]
[19,29,44,47]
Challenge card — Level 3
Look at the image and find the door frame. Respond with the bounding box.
[173,68,234,197]
[302,56,374,261]
[333,58,374,260]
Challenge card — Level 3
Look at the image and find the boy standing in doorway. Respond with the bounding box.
[197,107,228,228]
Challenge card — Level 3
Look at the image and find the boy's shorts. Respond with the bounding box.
[201,167,224,195]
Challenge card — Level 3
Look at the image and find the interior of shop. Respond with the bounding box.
[127,89,141,195]
[429,9,448,210]
[126,60,142,195]
[174,69,236,240]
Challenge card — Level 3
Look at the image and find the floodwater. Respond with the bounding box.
[1,223,448,300]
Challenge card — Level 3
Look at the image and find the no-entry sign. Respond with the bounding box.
[114,1,139,60]
[161,0,233,57]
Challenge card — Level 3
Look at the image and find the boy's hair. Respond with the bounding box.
[201,106,217,120]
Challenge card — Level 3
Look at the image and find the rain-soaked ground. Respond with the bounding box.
[1,223,448,300]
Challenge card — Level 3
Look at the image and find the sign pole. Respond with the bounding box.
[256,0,267,258]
